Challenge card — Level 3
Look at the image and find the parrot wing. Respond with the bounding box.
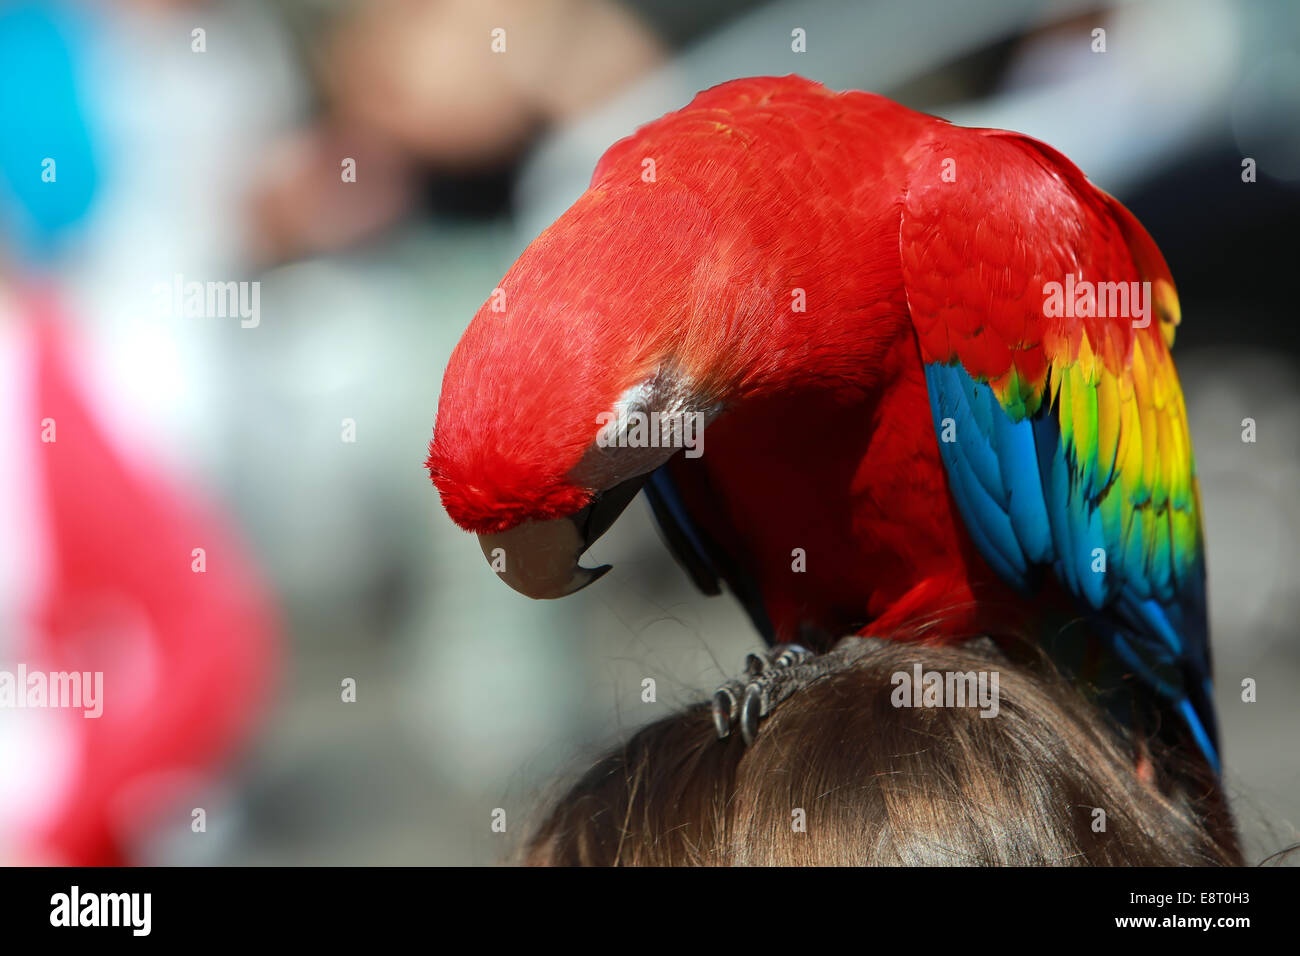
[899,128,1217,766]
[644,464,776,642]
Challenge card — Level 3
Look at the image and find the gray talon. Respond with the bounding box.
[712,638,873,747]
[711,683,742,739]
[740,683,763,746]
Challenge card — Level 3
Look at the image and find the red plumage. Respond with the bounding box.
[428,74,1191,653]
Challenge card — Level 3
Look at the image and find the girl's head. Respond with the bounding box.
[526,637,1239,866]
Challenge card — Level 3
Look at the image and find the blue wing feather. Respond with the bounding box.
[924,361,1219,770]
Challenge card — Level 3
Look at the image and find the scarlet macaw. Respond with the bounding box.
[426,76,1217,769]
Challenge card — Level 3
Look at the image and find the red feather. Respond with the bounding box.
[429,75,1188,650]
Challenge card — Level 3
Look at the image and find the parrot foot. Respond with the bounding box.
[711,638,870,746]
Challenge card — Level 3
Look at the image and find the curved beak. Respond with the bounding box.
[476,473,650,599]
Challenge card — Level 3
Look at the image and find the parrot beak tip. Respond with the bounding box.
[476,521,612,600]
[574,562,613,594]
[474,474,648,599]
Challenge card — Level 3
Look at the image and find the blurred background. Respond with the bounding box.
[0,0,1296,865]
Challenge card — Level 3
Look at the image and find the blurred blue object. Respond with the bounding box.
[0,1,99,263]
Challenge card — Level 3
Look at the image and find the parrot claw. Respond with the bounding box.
[711,681,745,738]
[713,641,849,745]
[713,638,877,745]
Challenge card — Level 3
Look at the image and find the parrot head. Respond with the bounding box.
[426,182,746,599]
[427,77,912,601]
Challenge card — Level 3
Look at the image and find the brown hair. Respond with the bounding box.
[525,637,1240,866]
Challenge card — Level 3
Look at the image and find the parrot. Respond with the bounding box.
[425,75,1218,772]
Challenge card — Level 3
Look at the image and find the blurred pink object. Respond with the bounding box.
[0,285,277,865]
